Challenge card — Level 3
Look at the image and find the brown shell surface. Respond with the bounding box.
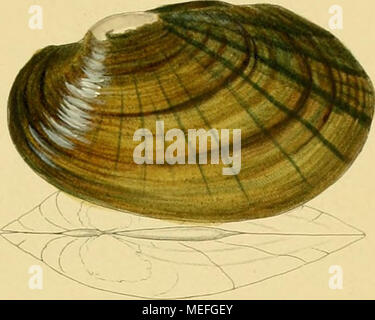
[8,1,374,222]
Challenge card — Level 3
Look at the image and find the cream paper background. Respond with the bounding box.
[0,0,374,299]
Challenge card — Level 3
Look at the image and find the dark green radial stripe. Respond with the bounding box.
[251,35,369,81]
[153,71,212,195]
[149,95,177,182]
[166,25,348,163]
[193,54,309,185]
[162,18,371,120]
[114,93,125,169]
[258,5,330,39]
[265,6,360,66]
[163,53,251,202]
[133,75,147,193]
[84,114,104,159]
[133,75,145,128]
[164,14,365,78]
[227,85,309,185]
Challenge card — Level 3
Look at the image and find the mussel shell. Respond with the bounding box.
[8,1,374,222]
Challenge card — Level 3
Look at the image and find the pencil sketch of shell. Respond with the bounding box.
[8,1,374,223]
[0,191,365,299]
